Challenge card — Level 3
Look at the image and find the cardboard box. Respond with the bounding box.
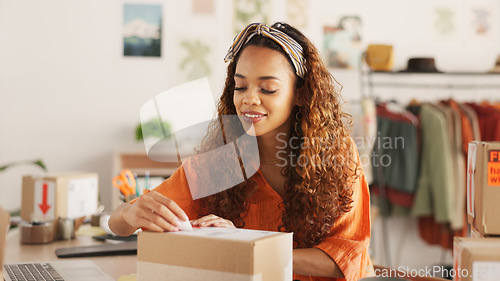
[137,227,293,281]
[453,237,500,281]
[0,207,10,278]
[467,141,500,236]
[21,172,98,222]
[470,225,500,238]
[470,225,486,238]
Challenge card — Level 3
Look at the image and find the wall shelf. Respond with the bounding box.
[360,70,500,99]
[111,149,181,209]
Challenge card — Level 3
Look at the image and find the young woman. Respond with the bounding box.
[109,22,371,281]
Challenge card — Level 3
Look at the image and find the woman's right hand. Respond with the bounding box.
[119,190,189,233]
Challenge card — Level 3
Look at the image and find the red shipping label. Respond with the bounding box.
[488,150,500,186]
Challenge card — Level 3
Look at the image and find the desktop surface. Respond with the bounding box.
[4,227,136,280]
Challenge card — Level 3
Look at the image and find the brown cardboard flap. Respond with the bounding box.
[0,207,11,276]
[139,231,254,274]
[21,176,36,221]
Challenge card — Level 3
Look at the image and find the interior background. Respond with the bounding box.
[1,0,499,271]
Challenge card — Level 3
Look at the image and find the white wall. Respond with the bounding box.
[1,0,499,272]
[0,0,231,213]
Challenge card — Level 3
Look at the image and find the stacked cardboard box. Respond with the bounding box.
[469,225,500,239]
[20,173,98,240]
[21,172,99,238]
[466,141,500,235]
[454,238,500,281]
[137,227,292,281]
[454,142,500,280]
[21,172,99,222]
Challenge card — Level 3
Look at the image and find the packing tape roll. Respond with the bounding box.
[20,221,54,244]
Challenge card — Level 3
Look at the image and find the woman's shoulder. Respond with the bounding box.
[152,165,190,197]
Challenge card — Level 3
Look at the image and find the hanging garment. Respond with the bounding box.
[458,103,481,142]
[411,103,454,224]
[490,102,500,111]
[442,100,474,230]
[347,98,377,185]
[433,103,465,230]
[444,100,476,155]
[466,103,500,141]
[416,101,471,250]
[370,102,419,216]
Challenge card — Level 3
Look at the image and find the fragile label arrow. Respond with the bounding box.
[38,182,51,215]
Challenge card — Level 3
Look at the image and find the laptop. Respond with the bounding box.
[0,208,114,281]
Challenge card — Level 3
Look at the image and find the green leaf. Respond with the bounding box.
[136,118,173,141]
[135,124,144,141]
[32,160,48,171]
[0,159,48,173]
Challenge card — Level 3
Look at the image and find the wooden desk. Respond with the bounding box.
[4,227,136,280]
[4,227,449,281]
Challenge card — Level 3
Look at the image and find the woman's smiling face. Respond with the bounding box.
[233,45,299,138]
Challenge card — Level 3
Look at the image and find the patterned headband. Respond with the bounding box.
[224,23,307,78]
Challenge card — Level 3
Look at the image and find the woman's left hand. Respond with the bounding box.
[191,214,236,228]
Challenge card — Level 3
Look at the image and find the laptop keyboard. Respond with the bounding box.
[4,263,64,281]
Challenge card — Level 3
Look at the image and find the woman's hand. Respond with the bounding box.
[114,191,189,234]
[191,214,236,228]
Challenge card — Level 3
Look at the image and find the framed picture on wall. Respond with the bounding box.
[431,4,458,42]
[233,0,271,35]
[175,37,214,84]
[322,15,363,69]
[192,0,215,15]
[286,0,309,29]
[466,2,496,42]
[123,3,163,57]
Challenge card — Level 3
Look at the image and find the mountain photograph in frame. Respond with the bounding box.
[123,3,162,57]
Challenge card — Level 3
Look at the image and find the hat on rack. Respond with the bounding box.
[400,57,441,73]
[488,55,500,73]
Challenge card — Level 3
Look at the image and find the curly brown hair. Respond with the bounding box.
[196,22,358,248]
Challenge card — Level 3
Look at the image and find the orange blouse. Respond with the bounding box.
[148,146,372,281]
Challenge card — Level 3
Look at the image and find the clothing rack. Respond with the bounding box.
[357,64,500,268]
[360,70,500,100]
